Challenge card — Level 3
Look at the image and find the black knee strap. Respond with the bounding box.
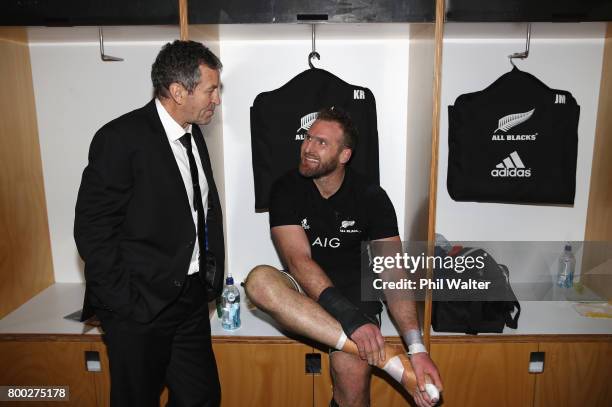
[317,287,375,338]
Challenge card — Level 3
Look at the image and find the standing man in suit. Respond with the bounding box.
[74,40,225,407]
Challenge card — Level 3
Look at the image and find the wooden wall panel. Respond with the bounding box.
[585,22,612,241]
[91,341,111,407]
[534,341,612,407]
[0,341,98,406]
[582,23,612,297]
[0,27,54,319]
[92,340,314,406]
[424,0,446,348]
[370,371,413,407]
[213,342,313,407]
[430,342,537,407]
[313,348,333,406]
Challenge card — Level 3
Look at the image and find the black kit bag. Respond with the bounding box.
[432,248,521,335]
[447,67,579,204]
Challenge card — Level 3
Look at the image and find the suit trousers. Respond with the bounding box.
[98,273,220,407]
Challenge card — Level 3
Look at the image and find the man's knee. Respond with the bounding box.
[331,364,370,393]
[244,265,281,306]
[330,353,371,406]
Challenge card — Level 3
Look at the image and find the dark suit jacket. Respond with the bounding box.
[74,100,225,323]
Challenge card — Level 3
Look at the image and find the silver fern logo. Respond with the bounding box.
[494,109,535,133]
[341,220,355,229]
[340,220,360,233]
[295,112,319,141]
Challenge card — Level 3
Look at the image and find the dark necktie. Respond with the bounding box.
[179,133,207,273]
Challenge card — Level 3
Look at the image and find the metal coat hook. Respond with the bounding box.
[99,27,124,62]
[509,23,531,68]
[308,24,320,69]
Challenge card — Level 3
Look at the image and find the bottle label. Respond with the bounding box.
[222,301,241,330]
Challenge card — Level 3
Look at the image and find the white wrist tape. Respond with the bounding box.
[403,329,423,346]
[408,343,428,355]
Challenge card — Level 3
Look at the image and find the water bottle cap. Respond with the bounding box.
[226,275,234,285]
[564,244,572,251]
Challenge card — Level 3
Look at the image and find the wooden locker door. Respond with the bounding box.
[313,348,332,407]
[213,341,314,407]
[430,341,537,407]
[534,340,612,407]
[370,371,414,407]
[90,340,112,407]
[0,340,99,407]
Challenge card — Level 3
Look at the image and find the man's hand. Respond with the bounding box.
[349,323,385,366]
[409,353,443,407]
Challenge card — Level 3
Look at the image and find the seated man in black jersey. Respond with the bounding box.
[245,107,443,407]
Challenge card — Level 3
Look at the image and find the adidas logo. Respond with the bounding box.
[295,112,319,141]
[490,151,532,177]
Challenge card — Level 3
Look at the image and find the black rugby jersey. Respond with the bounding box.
[269,168,398,316]
[448,67,579,204]
[251,68,380,211]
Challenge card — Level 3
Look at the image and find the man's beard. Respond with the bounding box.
[299,155,339,179]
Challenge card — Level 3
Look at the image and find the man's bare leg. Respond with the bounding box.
[244,265,437,401]
[330,351,371,407]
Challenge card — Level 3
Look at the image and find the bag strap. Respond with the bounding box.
[466,301,481,335]
[498,264,521,329]
[506,301,521,329]
[458,247,483,258]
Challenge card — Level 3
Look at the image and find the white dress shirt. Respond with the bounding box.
[155,98,209,275]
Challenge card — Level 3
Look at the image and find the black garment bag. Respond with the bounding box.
[447,67,579,204]
[250,68,380,211]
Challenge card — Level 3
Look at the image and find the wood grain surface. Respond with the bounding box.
[214,342,314,407]
[424,0,446,349]
[0,341,98,406]
[534,341,612,407]
[430,342,537,407]
[0,27,54,319]
[585,22,612,242]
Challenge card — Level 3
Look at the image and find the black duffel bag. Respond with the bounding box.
[431,247,521,335]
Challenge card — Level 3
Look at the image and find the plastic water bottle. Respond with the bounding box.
[221,275,241,331]
[556,244,575,288]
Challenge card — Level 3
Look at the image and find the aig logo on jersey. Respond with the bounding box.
[491,151,532,178]
[312,237,340,248]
